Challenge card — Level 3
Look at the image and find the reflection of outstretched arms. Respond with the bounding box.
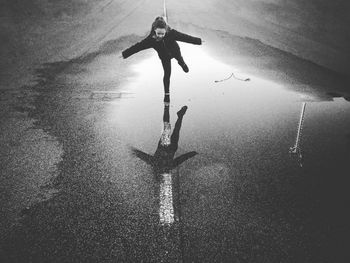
[131,147,153,165]
[173,151,198,167]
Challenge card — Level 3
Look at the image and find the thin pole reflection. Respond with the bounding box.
[290,102,306,167]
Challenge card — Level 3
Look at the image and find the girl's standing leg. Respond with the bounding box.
[161,59,171,94]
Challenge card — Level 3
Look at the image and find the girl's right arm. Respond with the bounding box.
[122,37,152,59]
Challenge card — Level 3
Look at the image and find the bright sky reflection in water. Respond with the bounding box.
[108,43,350,170]
[110,44,302,147]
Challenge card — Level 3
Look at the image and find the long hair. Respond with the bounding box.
[150,16,170,37]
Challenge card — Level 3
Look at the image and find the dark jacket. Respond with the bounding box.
[122,29,202,61]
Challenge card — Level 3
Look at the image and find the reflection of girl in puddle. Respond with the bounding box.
[131,103,197,225]
[121,17,202,99]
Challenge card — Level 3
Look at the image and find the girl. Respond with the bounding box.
[121,16,202,97]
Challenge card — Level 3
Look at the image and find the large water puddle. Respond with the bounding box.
[107,43,350,162]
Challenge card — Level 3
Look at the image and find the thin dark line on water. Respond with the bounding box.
[214,72,250,83]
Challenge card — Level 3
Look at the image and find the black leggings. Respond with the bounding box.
[161,56,185,94]
[161,59,171,94]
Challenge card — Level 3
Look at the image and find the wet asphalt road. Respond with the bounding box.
[1,1,350,262]
[1,39,350,262]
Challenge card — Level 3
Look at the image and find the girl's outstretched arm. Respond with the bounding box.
[173,151,198,167]
[172,30,202,45]
[131,147,154,165]
[122,37,152,59]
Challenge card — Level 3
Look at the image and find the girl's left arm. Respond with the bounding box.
[172,30,202,45]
